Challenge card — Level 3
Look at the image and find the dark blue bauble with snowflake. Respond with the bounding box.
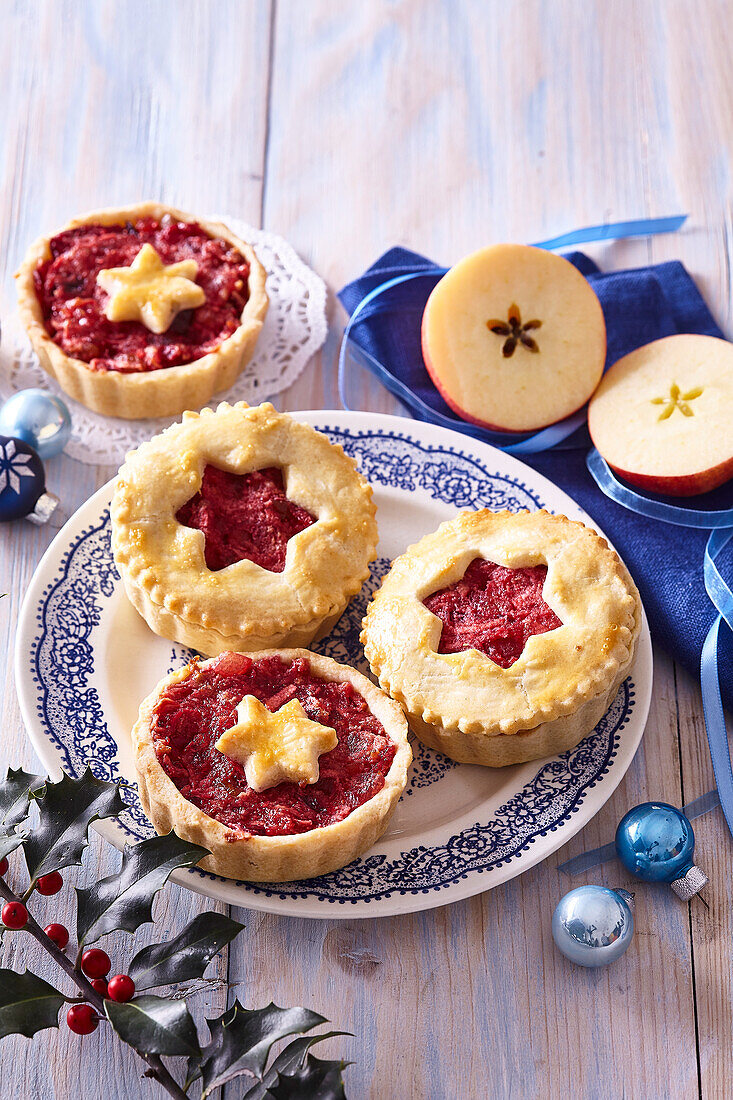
[0,434,56,523]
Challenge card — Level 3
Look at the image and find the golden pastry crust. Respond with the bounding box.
[15,202,268,419]
[361,509,642,767]
[132,649,412,882]
[111,402,378,654]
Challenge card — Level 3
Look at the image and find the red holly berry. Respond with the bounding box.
[36,871,63,895]
[44,922,70,949]
[66,1004,99,1035]
[0,857,8,876]
[1,901,28,929]
[91,978,108,997]
[107,974,135,1003]
[80,948,111,979]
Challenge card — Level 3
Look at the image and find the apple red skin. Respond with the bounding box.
[420,306,606,434]
[607,455,733,498]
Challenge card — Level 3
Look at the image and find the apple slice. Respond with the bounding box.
[421,244,606,432]
[588,334,733,497]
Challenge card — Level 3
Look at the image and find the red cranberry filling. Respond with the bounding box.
[176,465,315,573]
[33,217,250,372]
[152,653,397,838]
[423,557,562,668]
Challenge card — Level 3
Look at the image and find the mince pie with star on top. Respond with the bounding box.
[16,202,268,419]
[132,649,412,882]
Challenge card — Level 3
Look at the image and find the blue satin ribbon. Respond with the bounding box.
[338,213,689,454]
[586,448,733,528]
[533,214,687,251]
[700,532,733,840]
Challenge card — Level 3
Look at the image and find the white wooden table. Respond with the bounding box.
[1,2,731,1096]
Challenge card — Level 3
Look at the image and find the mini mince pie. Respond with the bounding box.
[111,401,378,655]
[362,509,641,767]
[16,202,268,418]
[132,650,412,881]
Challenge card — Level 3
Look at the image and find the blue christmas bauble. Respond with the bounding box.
[552,885,635,967]
[0,389,71,459]
[615,802,701,894]
[0,435,47,520]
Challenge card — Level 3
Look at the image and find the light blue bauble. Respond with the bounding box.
[552,885,634,967]
[0,389,71,459]
[615,801,707,900]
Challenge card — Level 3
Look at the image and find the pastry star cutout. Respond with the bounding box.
[215,695,338,793]
[96,243,206,334]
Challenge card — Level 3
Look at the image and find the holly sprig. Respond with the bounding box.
[0,767,349,1098]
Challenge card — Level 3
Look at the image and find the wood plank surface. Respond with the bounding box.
[0,2,271,1098]
[1,1,732,1097]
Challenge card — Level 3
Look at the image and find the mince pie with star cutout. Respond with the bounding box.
[362,509,641,767]
[132,649,411,881]
[16,202,268,419]
[111,401,378,655]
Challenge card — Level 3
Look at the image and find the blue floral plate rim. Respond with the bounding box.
[15,410,652,919]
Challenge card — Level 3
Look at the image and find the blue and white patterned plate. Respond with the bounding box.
[15,412,652,918]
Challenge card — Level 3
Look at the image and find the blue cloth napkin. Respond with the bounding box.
[338,247,733,712]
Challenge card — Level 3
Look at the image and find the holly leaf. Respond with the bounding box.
[0,968,65,1039]
[267,1056,348,1100]
[0,832,25,864]
[0,767,45,834]
[242,1034,351,1100]
[76,831,208,946]
[105,994,201,1057]
[23,768,124,882]
[128,911,244,990]
[192,1002,328,1097]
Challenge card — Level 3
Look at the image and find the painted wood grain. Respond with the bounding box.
[2,0,732,1097]
[675,666,731,1100]
[0,2,271,1097]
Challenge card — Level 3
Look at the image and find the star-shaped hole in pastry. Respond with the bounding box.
[96,242,206,334]
[422,557,562,668]
[175,465,316,572]
[215,694,338,792]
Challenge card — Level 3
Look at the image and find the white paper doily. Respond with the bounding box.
[0,218,327,466]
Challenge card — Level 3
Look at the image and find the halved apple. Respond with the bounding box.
[588,334,733,497]
[421,244,606,432]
